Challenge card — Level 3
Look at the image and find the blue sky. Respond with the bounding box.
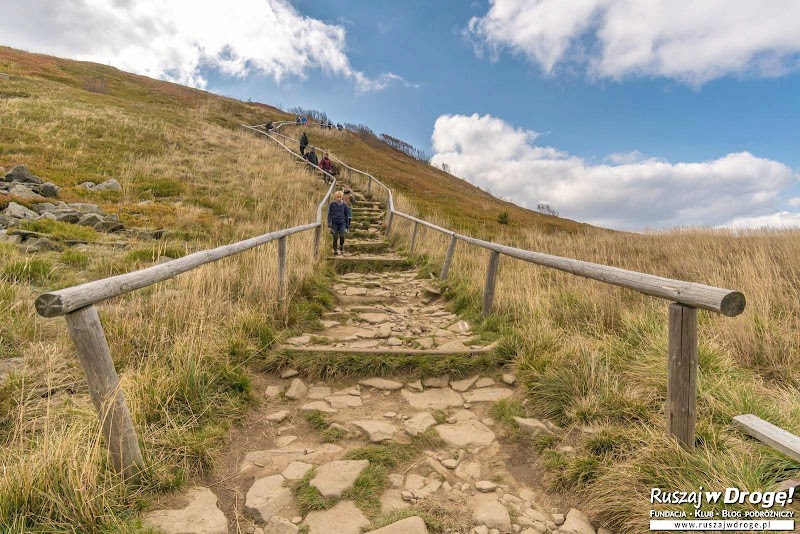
[3,0,800,229]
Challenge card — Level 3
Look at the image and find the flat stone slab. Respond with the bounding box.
[450,375,479,392]
[404,412,437,437]
[379,489,411,513]
[326,395,363,409]
[245,475,293,523]
[353,420,398,442]
[359,313,391,324]
[281,461,313,480]
[285,379,308,400]
[307,386,331,399]
[462,387,513,403]
[300,401,337,414]
[360,377,404,390]
[471,494,512,531]
[143,487,227,534]
[311,460,369,498]
[366,516,429,534]
[304,500,370,534]
[435,420,496,448]
[401,388,464,410]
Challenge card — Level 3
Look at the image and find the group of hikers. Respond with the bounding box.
[299,131,336,180]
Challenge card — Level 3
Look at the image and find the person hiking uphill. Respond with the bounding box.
[304,149,318,167]
[320,153,333,184]
[299,131,309,155]
[327,190,350,255]
[342,185,354,226]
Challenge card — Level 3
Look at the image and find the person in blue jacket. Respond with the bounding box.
[327,190,350,255]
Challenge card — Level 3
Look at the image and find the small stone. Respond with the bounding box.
[436,420,495,448]
[285,335,311,346]
[417,338,434,349]
[275,435,298,447]
[3,202,37,220]
[291,517,302,524]
[263,516,299,533]
[285,379,308,400]
[360,378,404,390]
[245,475,293,523]
[281,369,299,379]
[502,373,517,385]
[386,337,403,346]
[404,412,437,437]
[325,395,363,409]
[401,490,414,501]
[266,411,289,423]
[462,388,513,403]
[423,376,450,388]
[401,388,463,410]
[552,513,566,526]
[476,480,497,492]
[442,459,458,469]
[265,386,281,398]
[472,495,512,531]
[405,474,426,491]
[450,375,479,392]
[377,324,392,338]
[94,179,122,191]
[360,313,390,324]
[384,412,397,418]
[406,380,424,392]
[475,378,495,388]
[353,420,397,442]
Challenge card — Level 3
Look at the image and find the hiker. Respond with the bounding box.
[264,121,274,131]
[304,149,318,167]
[342,185,354,226]
[299,131,309,155]
[337,123,343,131]
[295,116,301,124]
[327,190,350,255]
[320,153,332,175]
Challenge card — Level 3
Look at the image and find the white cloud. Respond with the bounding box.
[721,212,800,229]
[0,0,408,92]
[430,113,799,230]
[787,197,800,208]
[467,0,800,85]
[604,150,650,165]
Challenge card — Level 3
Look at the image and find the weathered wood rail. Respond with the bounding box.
[257,122,747,451]
[34,142,337,478]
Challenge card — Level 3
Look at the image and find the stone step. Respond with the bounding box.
[347,229,384,239]
[276,342,497,356]
[328,256,414,273]
[346,241,391,253]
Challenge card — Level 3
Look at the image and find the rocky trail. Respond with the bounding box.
[142,187,608,534]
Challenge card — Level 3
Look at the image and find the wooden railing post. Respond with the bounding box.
[385,212,394,237]
[313,225,322,259]
[667,302,698,450]
[64,306,143,480]
[409,222,419,255]
[440,235,457,280]
[367,176,372,194]
[481,250,501,318]
[277,236,287,306]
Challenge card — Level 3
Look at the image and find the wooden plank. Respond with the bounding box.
[440,235,458,280]
[65,306,143,479]
[313,225,322,259]
[734,414,800,463]
[455,234,745,316]
[409,222,419,255]
[481,250,501,318]
[667,303,698,450]
[36,223,318,317]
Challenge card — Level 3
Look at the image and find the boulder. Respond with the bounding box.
[143,487,227,534]
[50,208,82,223]
[435,420,496,448]
[310,460,369,498]
[404,412,437,437]
[401,388,463,410]
[303,500,370,534]
[94,179,122,191]
[472,494,512,532]
[367,516,428,534]
[94,219,124,233]
[39,183,59,197]
[353,420,397,442]
[67,202,102,214]
[245,475,293,523]
[359,378,404,390]
[77,213,103,227]
[3,202,37,220]
[5,165,42,184]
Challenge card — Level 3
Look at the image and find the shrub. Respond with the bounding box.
[20,219,99,242]
[82,78,108,94]
[497,211,509,225]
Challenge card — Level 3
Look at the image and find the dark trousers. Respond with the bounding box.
[331,223,346,251]
[300,145,307,155]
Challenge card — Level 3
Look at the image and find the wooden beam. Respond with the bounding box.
[65,306,143,479]
[481,250,501,318]
[440,235,458,280]
[734,414,800,463]
[385,212,394,237]
[277,236,287,306]
[667,303,698,450]
[409,222,419,255]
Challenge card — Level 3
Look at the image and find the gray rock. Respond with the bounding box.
[94,179,122,191]
[401,388,463,410]
[303,500,370,534]
[435,420,496,448]
[353,420,397,442]
[78,181,96,189]
[311,460,369,498]
[5,165,42,184]
[475,378,495,388]
[502,373,517,385]
[462,388,513,403]
[266,411,289,423]
[77,213,104,227]
[39,182,59,197]
[325,395,363,409]
[307,386,331,399]
[9,184,39,200]
[68,202,102,214]
[559,509,595,534]
[476,480,497,492]
[144,486,227,534]
[31,202,56,214]
[472,494,512,532]
[450,375,479,392]
[285,378,308,400]
[281,461,313,480]
[359,378,404,390]
[513,418,554,437]
[245,475,293,523]
[93,219,124,233]
[366,516,429,533]
[300,401,337,414]
[423,375,449,388]
[3,202,38,220]
[404,412,437,437]
[281,369,299,379]
[50,209,82,223]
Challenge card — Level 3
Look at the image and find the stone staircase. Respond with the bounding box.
[140,170,609,534]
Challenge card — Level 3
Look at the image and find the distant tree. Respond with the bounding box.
[497,211,510,225]
[288,106,328,123]
[378,133,431,163]
[535,203,559,217]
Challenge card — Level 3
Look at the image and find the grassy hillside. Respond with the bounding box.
[2,46,800,534]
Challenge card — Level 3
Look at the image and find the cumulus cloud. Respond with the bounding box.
[430,113,799,230]
[721,212,800,229]
[0,0,408,91]
[467,0,800,85]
